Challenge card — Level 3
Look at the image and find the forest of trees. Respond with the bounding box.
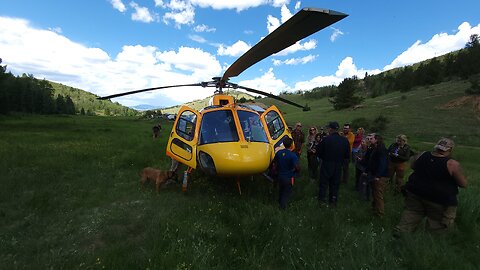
[0,58,138,116]
[324,34,480,110]
[0,59,75,115]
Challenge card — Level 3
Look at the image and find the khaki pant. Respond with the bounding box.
[395,192,457,234]
[388,161,407,193]
[371,177,387,217]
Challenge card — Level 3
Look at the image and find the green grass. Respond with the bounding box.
[1,81,479,269]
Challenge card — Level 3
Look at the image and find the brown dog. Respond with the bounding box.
[140,167,177,193]
[152,124,161,139]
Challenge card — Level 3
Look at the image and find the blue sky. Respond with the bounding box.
[1,0,479,108]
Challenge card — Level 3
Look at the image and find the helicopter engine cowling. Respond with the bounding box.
[197,142,272,176]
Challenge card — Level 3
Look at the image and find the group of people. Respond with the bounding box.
[272,121,468,235]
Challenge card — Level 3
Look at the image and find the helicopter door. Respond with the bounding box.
[260,105,291,151]
[166,106,200,169]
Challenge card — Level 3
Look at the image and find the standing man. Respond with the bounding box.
[316,121,350,207]
[395,138,467,235]
[342,123,355,184]
[387,134,412,194]
[273,137,300,209]
[291,122,305,158]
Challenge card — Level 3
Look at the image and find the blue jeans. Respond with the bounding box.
[278,176,293,209]
[318,161,342,204]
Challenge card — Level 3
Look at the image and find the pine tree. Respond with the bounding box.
[329,76,364,110]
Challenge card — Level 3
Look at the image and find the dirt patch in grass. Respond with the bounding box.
[438,95,480,119]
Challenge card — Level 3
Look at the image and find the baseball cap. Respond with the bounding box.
[434,138,454,152]
[327,121,339,130]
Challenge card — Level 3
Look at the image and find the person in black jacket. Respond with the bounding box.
[395,138,467,235]
[316,121,350,207]
[387,134,412,194]
[363,133,388,217]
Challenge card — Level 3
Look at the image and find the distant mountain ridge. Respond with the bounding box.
[131,104,158,111]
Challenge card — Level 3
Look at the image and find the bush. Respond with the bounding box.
[371,115,389,133]
[351,117,371,131]
[465,79,480,94]
[351,115,389,133]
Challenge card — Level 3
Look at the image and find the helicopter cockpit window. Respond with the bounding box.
[199,110,239,145]
[264,110,285,140]
[176,111,197,141]
[238,111,268,143]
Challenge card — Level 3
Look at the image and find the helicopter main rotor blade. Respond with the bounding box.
[235,85,308,110]
[97,83,203,100]
[222,8,348,81]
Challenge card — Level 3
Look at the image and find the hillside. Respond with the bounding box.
[49,81,138,116]
[261,76,480,147]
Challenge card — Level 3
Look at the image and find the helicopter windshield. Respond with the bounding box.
[199,110,239,145]
[238,110,269,143]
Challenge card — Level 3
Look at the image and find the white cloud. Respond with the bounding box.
[280,4,293,23]
[162,1,195,27]
[48,27,62,34]
[294,57,381,90]
[266,15,280,33]
[157,0,292,28]
[190,0,289,12]
[330,27,344,42]
[272,0,290,8]
[294,1,301,10]
[294,75,342,91]
[238,68,290,95]
[272,54,316,66]
[266,4,292,33]
[189,34,207,43]
[110,0,127,12]
[130,2,158,23]
[384,22,480,70]
[154,0,166,8]
[193,24,216,32]
[217,40,251,57]
[0,16,222,106]
[275,39,316,56]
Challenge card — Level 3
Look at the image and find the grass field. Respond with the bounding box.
[1,81,479,269]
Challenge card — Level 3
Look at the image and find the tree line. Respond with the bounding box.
[306,34,480,110]
[0,59,76,115]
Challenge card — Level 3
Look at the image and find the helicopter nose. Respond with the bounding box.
[197,142,272,176]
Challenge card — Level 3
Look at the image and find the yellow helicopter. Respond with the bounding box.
[99,8,347,193]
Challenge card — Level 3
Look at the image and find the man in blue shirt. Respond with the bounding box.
[273,137,300,209]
